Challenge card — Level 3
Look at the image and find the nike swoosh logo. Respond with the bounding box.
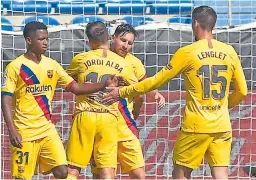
[25,75,33,80]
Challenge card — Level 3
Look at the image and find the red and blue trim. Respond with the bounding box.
[20,64,40,85]
[118,98,139,138]
[19,64,52,122]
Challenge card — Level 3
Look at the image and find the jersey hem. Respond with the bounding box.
[68,161,87,168]
[121,164,145,174]
[181,128,232,133]
[118,136,138,142]
[173,160,199,170]
[19,129,58,142]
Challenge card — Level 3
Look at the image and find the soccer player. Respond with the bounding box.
[90,24,165,179]
[65,22,138,179]
[103,6,248,179]
[1,21,118,180]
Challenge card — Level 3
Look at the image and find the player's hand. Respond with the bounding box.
[155,92,165,110]
[9,128,23,148]
[102,86,121,105]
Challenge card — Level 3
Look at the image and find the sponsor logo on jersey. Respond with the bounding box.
[26,85,53,94]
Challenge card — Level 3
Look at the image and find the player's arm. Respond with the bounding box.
[119,48,189,98]
[103,48,189,104]
[132,95,144,119]
[134,57,165,109]
[228,47,248,108]
[57,62,118,95]
[1,65,22,148]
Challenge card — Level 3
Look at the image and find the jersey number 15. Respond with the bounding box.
[197,65,228,100]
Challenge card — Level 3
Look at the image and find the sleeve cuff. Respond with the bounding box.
[1,91,14,96]
[65,80,76,90]
[139,74,147,82]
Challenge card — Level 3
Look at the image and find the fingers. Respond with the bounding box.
[11,137,23,148]
[155,93,166,110]
[16,136,23,148]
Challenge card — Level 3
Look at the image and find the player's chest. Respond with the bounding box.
[18,63,57,87]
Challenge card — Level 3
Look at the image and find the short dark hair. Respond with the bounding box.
[192,6,217,30]
[114,24,138,38]
[23,21,47,38]
[86,21,108,43]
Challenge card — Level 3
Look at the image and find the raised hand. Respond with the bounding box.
[155,92,166,110]
[102,86,121,105]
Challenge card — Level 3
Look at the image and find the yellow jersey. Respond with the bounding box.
[119,39,248,133]
[66,49,138,121]
[117,53,147,141]
[1,54,74,141]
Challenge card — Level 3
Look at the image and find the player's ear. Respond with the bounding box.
[195,20,200,29]
[111,34,116,41]
[25,37,32,45]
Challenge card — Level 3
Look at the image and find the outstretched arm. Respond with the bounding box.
[103,48,189,104]
[65,75,120,96]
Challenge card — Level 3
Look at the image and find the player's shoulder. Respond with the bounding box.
[73,52,89,61]
[41,55,60,66]
[125,53,141,63]
[6,54,26,70]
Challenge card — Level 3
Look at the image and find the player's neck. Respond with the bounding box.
[96,43,109,50]
[197,31,214,41]
[24,51,42,64]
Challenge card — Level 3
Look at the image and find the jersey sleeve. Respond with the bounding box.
[133,57,147,81]
[228,46,248,108]
[1,63,18,96]
[55,61,75,89]
[119,48,190,98]
[66,54,80,78]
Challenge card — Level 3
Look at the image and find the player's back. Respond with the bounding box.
[67,49,137,115]
[181,39,243,133]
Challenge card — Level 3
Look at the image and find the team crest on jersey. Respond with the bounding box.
[47,70,53,78]
[165,63,173,70]
[18,166,24,173]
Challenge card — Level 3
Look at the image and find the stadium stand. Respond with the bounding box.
[122,16,154,27]
[1,0,256,29]
[102,0,146,14]
[1,16,13,31]
[21,16,60,30]
[168,15,192,24]
[70,15,105,24]
[54,0,99,14]
[2,0,52,13]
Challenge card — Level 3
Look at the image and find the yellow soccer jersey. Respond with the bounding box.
[117,53,146,141]
[1,54,74,141]
[125,53,147,81]
[66,49,137,118]
[120,39,248,133]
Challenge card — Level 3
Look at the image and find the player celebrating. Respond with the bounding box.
[65,22,138,179]
[1,21,118,179]
[103,6,248,179]
[90,24,165,179]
